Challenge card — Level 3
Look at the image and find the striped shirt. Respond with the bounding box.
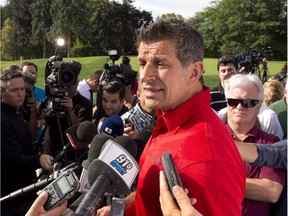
[210,83,227,112]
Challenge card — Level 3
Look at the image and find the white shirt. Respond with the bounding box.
[77,79,92,101]
[218,105,284,140]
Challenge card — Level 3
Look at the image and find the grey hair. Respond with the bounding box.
[224,74,264,101]
[136,17,204,68]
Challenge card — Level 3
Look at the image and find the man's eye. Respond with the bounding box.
[157,63,167,68]
[138,62,145,67]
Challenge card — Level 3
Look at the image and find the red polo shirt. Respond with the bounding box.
[126,87,246,216]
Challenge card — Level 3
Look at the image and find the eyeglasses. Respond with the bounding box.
[227,98,260,108]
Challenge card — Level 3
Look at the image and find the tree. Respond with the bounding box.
[30,0,53,58]
[8,0,36,58]
[0,18,20,60]
[90,1,152,56]
[49,0,91,57]
[190,0,287,59]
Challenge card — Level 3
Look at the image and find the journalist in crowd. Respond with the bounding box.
[1,69,54,215]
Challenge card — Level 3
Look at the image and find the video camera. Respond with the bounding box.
[99,50,137,88]
[43,56,81,112]
[235,46,273,73]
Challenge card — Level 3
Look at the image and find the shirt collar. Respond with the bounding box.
[157,87,211,131]
[226,123,258,141]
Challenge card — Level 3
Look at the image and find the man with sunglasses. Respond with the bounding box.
[224,73,285,216]
[210,55,239,112]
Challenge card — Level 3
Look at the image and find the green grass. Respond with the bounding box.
[1,56,285,89]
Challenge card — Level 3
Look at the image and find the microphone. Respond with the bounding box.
[134,124,154,161]
[99,115,124,138]
[78,134,114,193]
[53,121,97,163]
[74,136,139,216]
[97,117,107,133]
[64,134,114,214]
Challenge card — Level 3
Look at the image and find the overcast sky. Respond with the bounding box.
[0,0,213,19]
[132,0,213,19]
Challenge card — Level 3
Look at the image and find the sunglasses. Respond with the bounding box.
[227,98,260,108]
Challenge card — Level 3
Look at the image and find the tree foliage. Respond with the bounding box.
[0,18,20,60]
[30,0,53,58]
[1,0,286,60]
[189,0,287,59]
[90,1,152,56]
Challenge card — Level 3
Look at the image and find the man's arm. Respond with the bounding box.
[245,178,283,203]
[251,140,287,169]
[236,140,287,169]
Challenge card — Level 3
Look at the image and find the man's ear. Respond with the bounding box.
[187,61,204,85]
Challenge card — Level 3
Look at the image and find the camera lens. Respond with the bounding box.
[59,70,75,86]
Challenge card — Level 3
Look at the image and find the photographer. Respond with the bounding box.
[41,61,92,160]
[22,71,38,143]
[1,69,54,215]
[94,80,128,127]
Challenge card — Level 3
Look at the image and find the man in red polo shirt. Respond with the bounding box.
[97,17,246,216]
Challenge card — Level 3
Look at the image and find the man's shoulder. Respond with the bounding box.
[251,126,280,143]
[34,86,45,94]
[210,83,222,92]
[269,99,286,110]
[74,92,92,105]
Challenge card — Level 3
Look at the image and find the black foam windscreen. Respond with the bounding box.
[113,135,138,159]
[134,124,154,161]
[76,121,97,142]
[87,134,114,163]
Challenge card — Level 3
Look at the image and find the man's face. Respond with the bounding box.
[22,65,37,76]
[137,40,194,112]
[218,63,237,87]
[102,91,124,116]
[226,84,261,127]
[90,79,100,92]
[1,77,25,108]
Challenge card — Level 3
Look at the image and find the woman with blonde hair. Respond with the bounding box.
[263,79,284,106]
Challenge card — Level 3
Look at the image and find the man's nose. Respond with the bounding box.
[140,63,157,83]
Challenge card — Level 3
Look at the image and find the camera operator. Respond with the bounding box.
[21,62,47,145]
[94,80,128,127]
[22,71,38,143]
[41,65,93,160]
[1,69,54,215]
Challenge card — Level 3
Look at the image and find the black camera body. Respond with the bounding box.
[99,50,137,88]
[44,56,81,111]
[235,46,273,73]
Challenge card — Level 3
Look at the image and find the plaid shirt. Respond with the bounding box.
[121,103,156,131]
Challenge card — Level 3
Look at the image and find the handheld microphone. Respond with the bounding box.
[74,136,139,216]
[53,121,97,163]
[78,134,114,193]
[97,117,107,133]
[134,124,154,161]
[99,115,124,138]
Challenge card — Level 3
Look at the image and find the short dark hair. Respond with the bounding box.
[137,17,204,68]
[1,69,23,90]
[217,56,238,71]
[5,64,21,71]
[102,81,125,100]
[89,70,103,80]
[20,62,38,74]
